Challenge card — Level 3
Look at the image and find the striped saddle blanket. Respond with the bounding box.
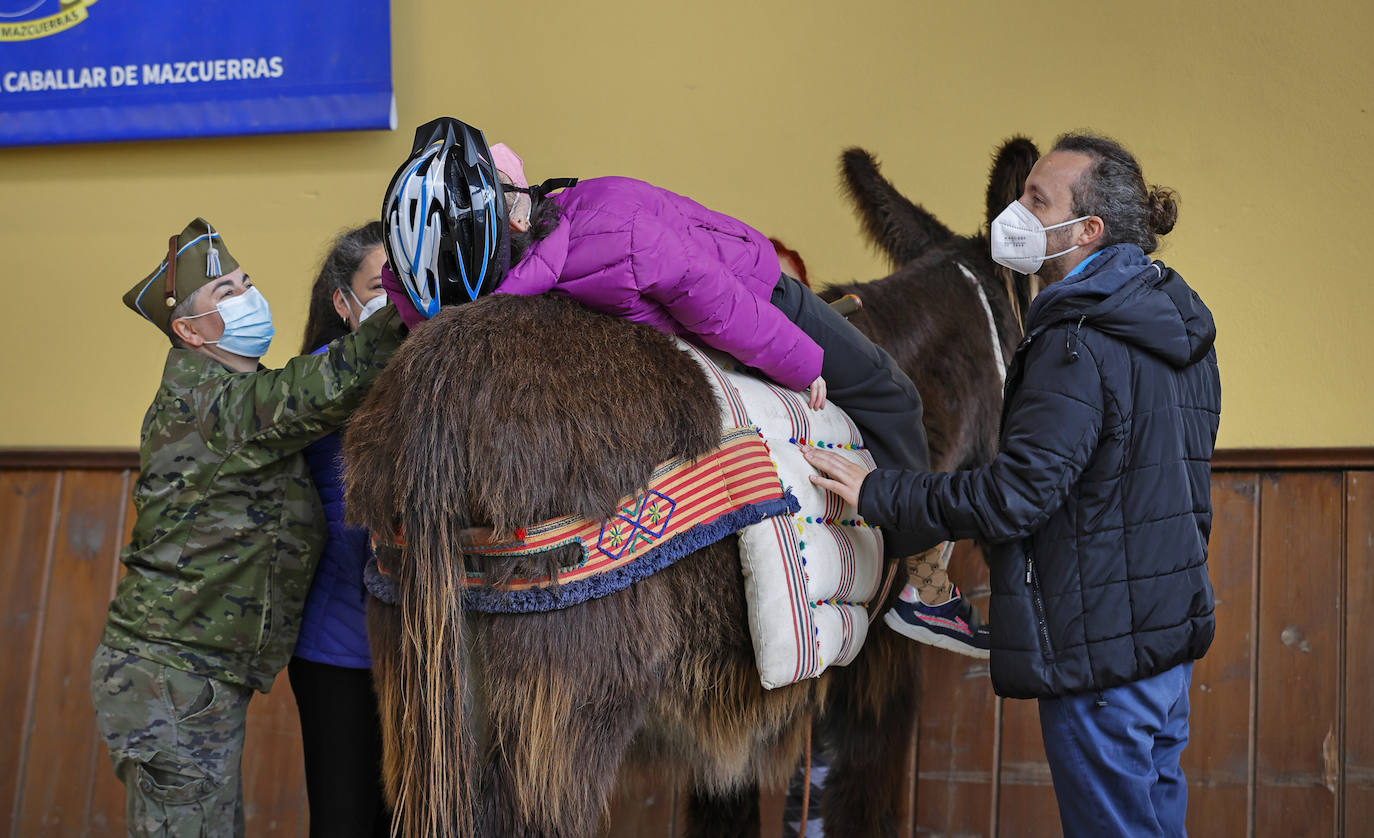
[365,425,799,613]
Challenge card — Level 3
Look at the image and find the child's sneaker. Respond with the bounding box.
[884,586,990,659]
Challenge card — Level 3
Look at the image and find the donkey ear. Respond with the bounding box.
[985,136,1040,232]
[839,147,955,268]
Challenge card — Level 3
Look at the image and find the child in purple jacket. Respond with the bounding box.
[381,117,929,559]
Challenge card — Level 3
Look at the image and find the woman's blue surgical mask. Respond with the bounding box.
[183,286,275,357]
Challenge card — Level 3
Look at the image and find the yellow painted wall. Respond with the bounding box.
[1,0,1369,449]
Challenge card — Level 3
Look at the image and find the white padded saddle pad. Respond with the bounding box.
[676,341,884,689]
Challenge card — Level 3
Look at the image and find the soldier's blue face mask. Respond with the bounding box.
[185,286,275,357]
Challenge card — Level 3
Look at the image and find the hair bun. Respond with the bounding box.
[1147,186,1179,236]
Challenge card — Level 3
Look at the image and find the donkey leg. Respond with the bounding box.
[685,784,760,838]
[816,627,922,838]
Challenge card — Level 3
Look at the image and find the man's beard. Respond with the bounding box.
[1035,228,1078,285]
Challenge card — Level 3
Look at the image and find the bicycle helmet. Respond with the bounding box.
[381,117,508,318]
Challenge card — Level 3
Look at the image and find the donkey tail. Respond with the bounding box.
[984,136,1039,232]
[840,147,955,267]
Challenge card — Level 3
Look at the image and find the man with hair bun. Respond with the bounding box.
[804,133,1220,836]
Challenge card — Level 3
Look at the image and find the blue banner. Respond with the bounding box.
[0,0,393,147]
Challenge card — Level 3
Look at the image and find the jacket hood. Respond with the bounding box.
[1025,244,1216,368]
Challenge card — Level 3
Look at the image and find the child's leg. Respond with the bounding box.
[769,273,930,557]
[771,275,986,652]
[908,543,954,604]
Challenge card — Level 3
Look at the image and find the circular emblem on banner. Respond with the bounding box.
[0,2,51,19]
[0,0,97,41]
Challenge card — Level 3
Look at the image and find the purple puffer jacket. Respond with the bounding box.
[496,177,822,391]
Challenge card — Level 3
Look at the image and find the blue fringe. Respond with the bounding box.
[363,556,398,604]
[361,492,800,614]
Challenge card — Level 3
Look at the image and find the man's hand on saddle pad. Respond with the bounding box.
[807,375,827,411]
[800,445,873,508]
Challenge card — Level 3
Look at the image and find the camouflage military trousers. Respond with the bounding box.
[90,643,254,837]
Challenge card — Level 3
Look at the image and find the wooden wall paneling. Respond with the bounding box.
[14,469,130,836]
[1344,472,1374,833]
[758,784,784,838]
[994,695,1061,838]
[604,770,683,838]
[1212,450,1374,471]
[1255,472,1343,835]
[87,479,137,837]
[239,675,308,835]
[1,470,59,836]
[1183,472,1259,837]
[4,451,1373,837]
[915,540,998,837]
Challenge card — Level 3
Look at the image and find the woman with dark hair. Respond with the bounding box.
[290,221,392,837]
[300,221,387,353]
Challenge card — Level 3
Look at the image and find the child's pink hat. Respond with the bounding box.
[490,143,528,190]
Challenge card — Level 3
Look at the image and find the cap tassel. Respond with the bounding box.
[163,235,179,307]
[205,222,222,278]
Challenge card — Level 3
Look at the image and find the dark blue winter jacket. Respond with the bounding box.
[292,346,372,669]
[859,244,1220,699]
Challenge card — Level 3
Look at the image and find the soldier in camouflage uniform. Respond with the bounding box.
[91,218,405,837]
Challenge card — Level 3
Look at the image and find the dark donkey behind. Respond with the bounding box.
[344,138,1038,837]
[825,138,1039,471]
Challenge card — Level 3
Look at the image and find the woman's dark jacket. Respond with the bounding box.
[859,244,1221,699]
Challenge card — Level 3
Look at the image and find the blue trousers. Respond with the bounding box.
[1038,662,1193,838]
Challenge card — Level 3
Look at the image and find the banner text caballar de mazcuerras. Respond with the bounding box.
[2,57,284,93]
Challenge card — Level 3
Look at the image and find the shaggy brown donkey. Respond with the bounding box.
[345,139,1039,838]
[347,296,824,838]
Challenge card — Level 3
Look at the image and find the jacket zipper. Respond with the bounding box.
[1024,547,1055,660]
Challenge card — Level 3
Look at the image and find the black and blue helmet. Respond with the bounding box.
[381,117,509,318]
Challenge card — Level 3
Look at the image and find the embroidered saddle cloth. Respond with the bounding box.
[365,426,799,614]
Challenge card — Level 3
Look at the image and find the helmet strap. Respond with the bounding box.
[531,177,578,198]
[505,178,578,199]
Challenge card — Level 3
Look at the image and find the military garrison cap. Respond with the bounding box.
[124,218,239,337]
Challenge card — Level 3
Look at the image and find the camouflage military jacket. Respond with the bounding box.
[101,306,404,692]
